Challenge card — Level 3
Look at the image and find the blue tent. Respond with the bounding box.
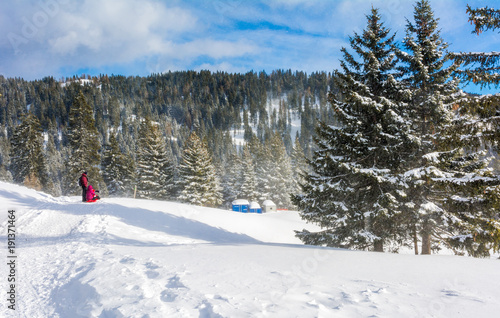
[232,199,249,213]
[249,202,262,213]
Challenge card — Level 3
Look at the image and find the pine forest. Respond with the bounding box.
[2,0,500,257]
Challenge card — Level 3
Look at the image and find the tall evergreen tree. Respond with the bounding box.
[45,132,63,196]
[178,132,222,207]
[102,133,135,197]
[290,135,307,198]
[421,124,500,256]
[395,0,478,255]
[240,144,259,202]
[136,118,174,200]
[268,132,293,208]
[418,4,500,257]
[64,91,102,195]
[293,8,410,251]
[221,149,244,205]
[252,136,274,203]
[10,111,51,191]
[0,125,12,182]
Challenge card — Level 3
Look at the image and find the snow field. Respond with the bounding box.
[1,181,499,317]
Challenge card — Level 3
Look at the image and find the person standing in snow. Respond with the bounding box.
[79,171,88,202]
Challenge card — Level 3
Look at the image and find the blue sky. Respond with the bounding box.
[0,0,498,94]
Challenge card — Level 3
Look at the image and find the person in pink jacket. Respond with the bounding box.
[86,185,100,202]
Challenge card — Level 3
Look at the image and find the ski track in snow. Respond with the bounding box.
[1,182,500,317]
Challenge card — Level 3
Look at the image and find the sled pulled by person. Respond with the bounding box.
[86,185,100,202]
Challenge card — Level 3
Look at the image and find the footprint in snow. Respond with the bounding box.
[198,300,223,318]
[166,275,186,289]
[146,270,160,279]
[159,275,187,303]
[144,261,159,269]
[160,290,177,302]
[144,261,161,279]
[119,256,135,264]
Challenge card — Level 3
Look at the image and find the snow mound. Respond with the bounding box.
[1,182,499,317]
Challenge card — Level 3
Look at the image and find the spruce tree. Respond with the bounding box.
[240,144,259,202]
[420,4,500,257]
[178,132,222,207]
[45,132,63,196]
[221,149,244,205]
[10,111,51,191]
[102,133,135,197]
[65,91,102,195]
[450,7,500,256]
[399,93,500,257]
[136,118,174,200]
[395,0,486,255]
[293,8,410,251]
[252,136,274,203]
[268,132,293,208]
[423,128,500,256]
[0,124,12,182]
[290,135,308,201]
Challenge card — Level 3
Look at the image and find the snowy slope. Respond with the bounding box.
[1,182,499,318]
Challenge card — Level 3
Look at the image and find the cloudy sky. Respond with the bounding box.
[0,0,498,93]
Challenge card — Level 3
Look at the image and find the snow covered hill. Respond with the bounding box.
[1,182,499,318]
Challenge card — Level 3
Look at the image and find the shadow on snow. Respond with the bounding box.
[0,188,261,246]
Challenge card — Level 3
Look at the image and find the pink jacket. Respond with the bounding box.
[86,185,96,201]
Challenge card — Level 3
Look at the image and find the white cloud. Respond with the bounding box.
[0,0,499,80]
[47,0,196,59]
[0,0,259,79]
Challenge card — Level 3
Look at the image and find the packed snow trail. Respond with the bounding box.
[1,182,499,317]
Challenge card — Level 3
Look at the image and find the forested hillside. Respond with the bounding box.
[0,70,335,206]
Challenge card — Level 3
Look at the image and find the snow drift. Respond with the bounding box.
[0,181,499,317]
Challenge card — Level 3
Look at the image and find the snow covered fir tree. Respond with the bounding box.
[395,0,500,257]
[395,0,464,255]
[178,131,222,207]
[267,132,294,208]
[102,133,135,197]
[135,118,175,200]
[64,91,103,195]
[239,144,259,203]
[10,111,52,192]
[293,7,413,252]
[0,0,499,258]
[445,3,500,256]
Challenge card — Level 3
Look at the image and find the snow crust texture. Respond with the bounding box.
[1,182,499,317]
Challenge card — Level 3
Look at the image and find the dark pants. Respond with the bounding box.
[82,186,87,202]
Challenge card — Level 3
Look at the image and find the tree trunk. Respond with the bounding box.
[421,233,431,255]
[413,226,419,255]
[374,240,384,252]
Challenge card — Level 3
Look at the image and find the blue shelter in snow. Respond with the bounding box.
[249,202,262,213]
[232,199,249,213]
